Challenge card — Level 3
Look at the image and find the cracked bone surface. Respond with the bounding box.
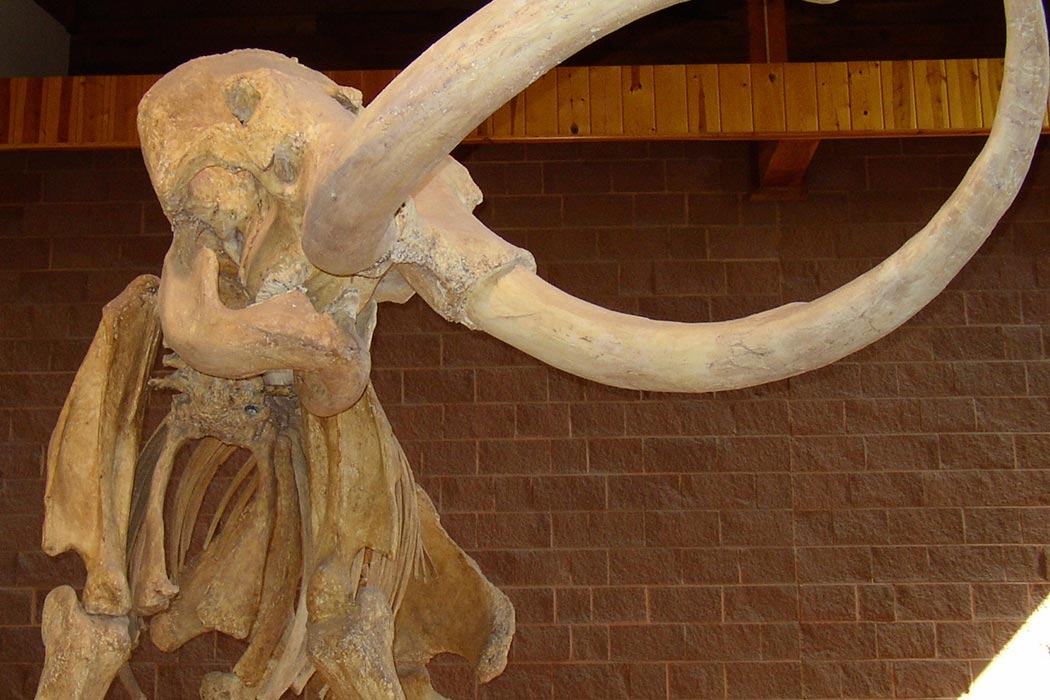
[36,586,133,700]
[37,0,1048,698]
[43,275,160,616]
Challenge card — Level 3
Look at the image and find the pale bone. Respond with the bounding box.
[301,0,688,275]
[42,275,160,617]
[35,586,133,700]
[456,0,1050,393]
[235,435,304,687]
[149,443,274,649]
[307,586,405,700]
[394,486,515,686]
[159,239,370,417]
[128,422,184,614]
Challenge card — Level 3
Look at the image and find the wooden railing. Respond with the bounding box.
[2,59,1047,150]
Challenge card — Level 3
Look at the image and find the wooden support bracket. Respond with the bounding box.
[748,0,821,199]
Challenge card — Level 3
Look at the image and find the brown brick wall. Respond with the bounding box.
[1,137,1049,699]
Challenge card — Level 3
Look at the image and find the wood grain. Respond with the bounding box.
[2,61,1047,150]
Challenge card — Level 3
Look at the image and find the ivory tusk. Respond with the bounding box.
[302,0,687,275]
[463,0,1048,393]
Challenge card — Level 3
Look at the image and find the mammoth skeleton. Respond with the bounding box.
[35,0,1049,699]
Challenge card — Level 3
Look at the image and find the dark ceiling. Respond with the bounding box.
[34,0,1010,76]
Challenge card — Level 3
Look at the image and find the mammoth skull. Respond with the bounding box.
[35,1,1049,699]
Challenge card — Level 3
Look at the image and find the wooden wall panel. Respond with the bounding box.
[2,60,1049,150]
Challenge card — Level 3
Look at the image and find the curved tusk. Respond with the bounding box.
[464,0,1048,393]
[301,0,688,275]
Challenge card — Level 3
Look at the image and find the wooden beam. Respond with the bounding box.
[747,0,820,199]
[0,59,1039,151]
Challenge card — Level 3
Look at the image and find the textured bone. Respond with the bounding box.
[159,238,370,417]
[43,275,161,616]
[301,0,687,275]
[149,443,274,649]
[308,586,405,700]
[128,423,184,614]
[460,0,1050,395]
[394,486,514,686]
[35,586,132,700]
[235,435,304,687]
[394,158,535,326]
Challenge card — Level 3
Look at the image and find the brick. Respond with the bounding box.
[684,624,762,661]
[737,547,797,584]
[721,510,792,546]
[858,584,896,622]
[477,512,550,549]
[494,475,605,511]
[419,440,476,475]
[592,587,647,623]
[893,660,970,698]
[800,585,856,622]
[792,510,835,548]
[650,586,721,623]
[789,400,846,436]
[895,583,972,621]
[403,368,474,404]
[680,473,756,510]
[642,436,718,473]
[935,621,997,659]
[570,402,625,437]
[798,547,872,583]
[563,194,633,227]
[789,436,865,472]
[479,439,552,474]
[645,510,719,548]
[668,662,725,700]
[971,582,1028,619]
[610,624,686,662]
[651,260,726,296]
[552,511,645,548]
[886,508,965,545]
[850,472,923,508]
[724,586,798,623]
[801,622,876,660]
[510,625,570,662]
[876,622,935,659]
[479,665,551,700]
[476,367,548,402]
[609,548,680,585]
[725,662,801,699]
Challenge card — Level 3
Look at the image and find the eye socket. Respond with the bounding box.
[224,77,262,125]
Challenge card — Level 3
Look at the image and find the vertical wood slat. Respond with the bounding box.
[751,64,786,133]
[719,64,753,134]
[622,65,656,136]
[945,59,983,130]
[783,63,818,133]
[881,60,917,131]
[913,59,949,130]
[2,61,1049,149]
[557,66,590,137]
[687,64,721,134]
[7,78,28,146]
[977,58,1005,129]
[653,65,688,136]
[848,61,884,131]
[589,66,623,137]
[524,69,558,137]
[816,62,850,131]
